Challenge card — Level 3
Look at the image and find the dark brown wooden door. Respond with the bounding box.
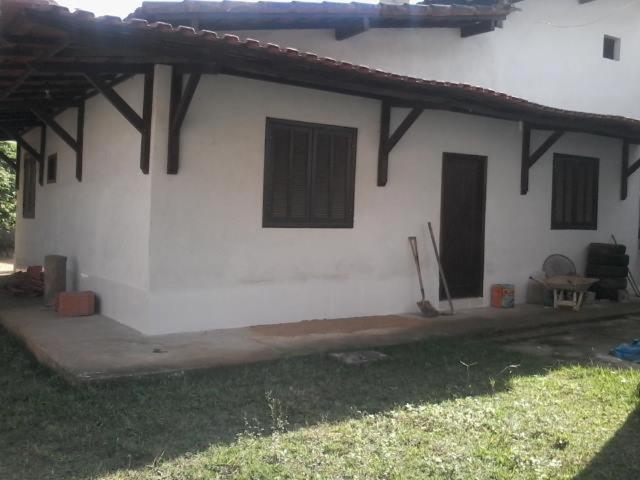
[440,153,487,299]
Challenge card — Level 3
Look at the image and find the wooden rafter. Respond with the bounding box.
[520,124,565,195]
[84,71,154,173]
[377,102,423,186]
[167,66,201,174]
[0,41,68,101]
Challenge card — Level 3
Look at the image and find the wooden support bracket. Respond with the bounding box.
[0,151,16,171]
[461,20,496,38]
[84,71,154,173]
[335,18,370,41]
[31,108,78,152]
[520,124,565,195]
[167,67,201,174]
[377,102,423,186]
[620,140,640,200]
[0,127,45,185]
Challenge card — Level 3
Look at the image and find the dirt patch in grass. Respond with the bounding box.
[250,314,426,337]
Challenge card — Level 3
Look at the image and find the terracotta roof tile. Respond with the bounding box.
[128,1,516,19]
[2,1,639,138]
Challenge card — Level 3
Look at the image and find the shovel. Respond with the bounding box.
[408,236,439,317]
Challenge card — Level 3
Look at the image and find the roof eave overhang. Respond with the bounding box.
[1,4,639,143]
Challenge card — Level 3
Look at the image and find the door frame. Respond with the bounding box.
[439,152,488,300]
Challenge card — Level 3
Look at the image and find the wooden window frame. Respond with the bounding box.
[551,153,599,231]
[262,118,357,229]
[22,154,36,219]
[47,153,57,184]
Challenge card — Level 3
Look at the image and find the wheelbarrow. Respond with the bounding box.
[543,275,599,312]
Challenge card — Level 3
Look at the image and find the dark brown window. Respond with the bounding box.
[551,154,599,230]
[263,118,357,228]
[22,154,37,219]
[47,153,57,183]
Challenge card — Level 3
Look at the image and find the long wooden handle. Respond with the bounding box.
[408,236,426,301]
[427,222,454,315]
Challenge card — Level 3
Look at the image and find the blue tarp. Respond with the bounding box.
[610,339,640,363]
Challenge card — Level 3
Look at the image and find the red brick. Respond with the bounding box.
[55,291,96,317]
[26,265,43,279]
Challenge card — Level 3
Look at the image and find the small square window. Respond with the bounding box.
[47,154,57,183]
[603,35,620,61]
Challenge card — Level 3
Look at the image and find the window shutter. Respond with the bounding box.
[289,128,310,220]
[264,118,356,228]
[552,154,598,230]
[265,125,311,224]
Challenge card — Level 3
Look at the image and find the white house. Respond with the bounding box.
[3,0,640,335]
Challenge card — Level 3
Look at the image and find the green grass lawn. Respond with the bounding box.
[1,327,639,480]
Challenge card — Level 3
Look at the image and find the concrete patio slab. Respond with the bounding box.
[2,292,640,383]
[495,315,640,368]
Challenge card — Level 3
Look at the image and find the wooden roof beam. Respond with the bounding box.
[0,63,154,74]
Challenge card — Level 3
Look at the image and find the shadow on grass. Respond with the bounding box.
[574,404,640,480]
[0,325,629,480]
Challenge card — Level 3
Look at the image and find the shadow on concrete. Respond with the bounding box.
[0,325,637,480]
[574,405,640,480]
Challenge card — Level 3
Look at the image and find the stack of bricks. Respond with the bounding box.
[55,291,96,317]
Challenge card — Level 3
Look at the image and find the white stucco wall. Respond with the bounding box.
[224,0,640,119]
[142,70,640,334]
[14,76,151,329]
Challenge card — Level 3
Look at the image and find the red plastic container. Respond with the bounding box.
[491,284,515,308]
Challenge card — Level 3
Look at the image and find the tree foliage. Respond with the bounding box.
[0,141,17,233]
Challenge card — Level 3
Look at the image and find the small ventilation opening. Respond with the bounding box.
[603,35,621,61]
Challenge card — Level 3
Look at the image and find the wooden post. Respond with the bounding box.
[140,70,154,174]
[76,102,84,181]
[520,123,531,195]
[621,139,629,200]
[167,67,201,174]
[38,125,46,186]
[377,101,391,187]
[15,142,21,190]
